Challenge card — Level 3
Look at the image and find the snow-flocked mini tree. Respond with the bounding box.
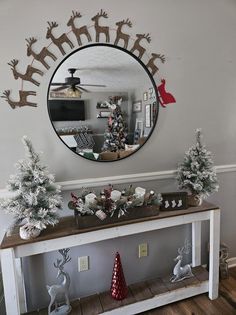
[102,98,127,152]
[177,129,219,198]
[0,136,62,230]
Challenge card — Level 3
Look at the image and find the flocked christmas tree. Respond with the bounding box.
[0,136,62,231]
[177,129,219,198]
[102,97,127,152]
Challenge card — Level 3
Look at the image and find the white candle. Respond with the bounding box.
[110,190,122,201]
[135,187,146,197]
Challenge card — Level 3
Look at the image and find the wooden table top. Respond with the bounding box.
[0,201,219,250]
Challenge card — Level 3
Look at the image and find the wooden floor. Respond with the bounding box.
[25,267,236,315]
[144,267,236,315]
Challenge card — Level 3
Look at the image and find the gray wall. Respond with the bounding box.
[0,0,236,311]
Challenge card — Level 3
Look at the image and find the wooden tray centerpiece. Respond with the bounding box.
[68,185,162,230]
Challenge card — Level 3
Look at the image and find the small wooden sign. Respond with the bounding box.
[160,192,188,211]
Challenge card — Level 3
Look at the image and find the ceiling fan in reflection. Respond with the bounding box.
[50,68,106,98]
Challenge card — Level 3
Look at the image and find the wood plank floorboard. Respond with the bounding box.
[193,294,229,315]
[144,305,177,315]
[25,267,236,315]
[142,267,236,315]
[70,299,82,315]
[175,299,205,315]
[221,277,236,298]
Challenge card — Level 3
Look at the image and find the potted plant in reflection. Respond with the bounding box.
[176,129,219,206]
[0,136,62,240]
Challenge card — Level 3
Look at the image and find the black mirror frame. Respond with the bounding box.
[47,43,159,162]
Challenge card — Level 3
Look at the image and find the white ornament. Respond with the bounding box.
[110,190,122,201]
[85,193,97,206]
[19,223,41,240]
[110,104,117,110]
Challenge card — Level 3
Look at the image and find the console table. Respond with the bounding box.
[0,202,220,315]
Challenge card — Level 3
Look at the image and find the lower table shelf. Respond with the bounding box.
[25,266,209,315]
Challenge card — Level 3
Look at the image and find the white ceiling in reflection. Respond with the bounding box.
[51,46,153,92]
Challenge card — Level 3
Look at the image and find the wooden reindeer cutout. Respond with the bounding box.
[46,21,74,56]
[8,59,44,87]
[47,249,72,315]
[114,18,132,49]
[130,33,151,59]
[26,37,57,70]
[1,90,37,109]
[146,53,166,76]
[67,11,92,46]
[171,240,193,283]
[91,9,110,43]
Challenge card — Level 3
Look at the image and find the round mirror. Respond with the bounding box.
[47,44,159,162]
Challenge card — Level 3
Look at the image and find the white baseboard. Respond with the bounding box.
[227,257,236,268]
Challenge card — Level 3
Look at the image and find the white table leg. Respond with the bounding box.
[209,209,220,300]
[192,221,202,267]
[1,248,21,315]
[15,258,27,313]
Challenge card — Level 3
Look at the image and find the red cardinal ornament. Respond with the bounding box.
[157,79,176,107]
[110,252,128,300]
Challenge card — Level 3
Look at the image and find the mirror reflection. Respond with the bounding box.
[48,44,158,161]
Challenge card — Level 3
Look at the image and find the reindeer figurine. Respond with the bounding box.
[170,240,194,283]
[26,37,57,70]
[46,21,74,56]
[91,9,110,43]
[8,59,44,87]
[130,33,151,59]
[114,18,132,49]
[46,249,72,315]
[67,11,92,46]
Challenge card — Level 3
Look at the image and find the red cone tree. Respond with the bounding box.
[110,252,128,300]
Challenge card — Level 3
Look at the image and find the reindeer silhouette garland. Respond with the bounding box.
[130,33,151,59]
[67,11,92,46]
[8,59,44,87]
[46,21,74,55]
[146,53,166,76]
[26,37,57,70]
[91,9,110,43]
[1,90,37,108]
[2,9,167,109]
[114,18,132,49]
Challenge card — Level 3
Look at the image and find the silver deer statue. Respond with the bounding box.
[170,239,194,282]
[46,248,72,315]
